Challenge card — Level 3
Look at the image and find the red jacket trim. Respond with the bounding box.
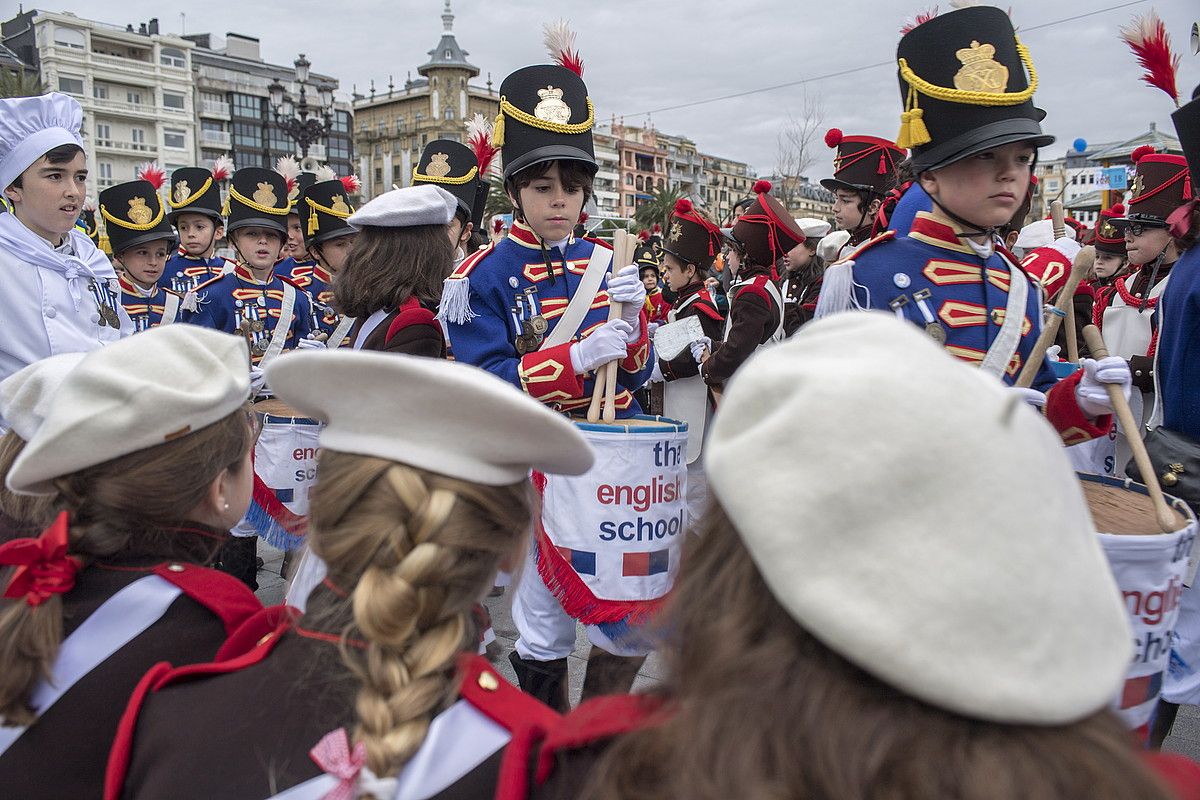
[519,342,584,403]
[619,310,651,372]
[1144,751,1200,800]
[582,236,613,251]
[457,654,560,734]
[151,562,261,636]
[104,662,173,800]
[385,297,441,343]
[450,242,495,279]
[534,694,670,784]
[1044,369,1113,446]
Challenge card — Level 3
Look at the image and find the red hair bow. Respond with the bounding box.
[0,511,81,606]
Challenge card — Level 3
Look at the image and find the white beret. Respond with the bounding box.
[9,326,251,495]
[794,217,832,240]
[1016,218,1077,250]
[706,312,1132,725]
[265,350,594,485]
[0,93,85,192]
[816,230,851,263]
[0,352,87,440]
[347,184,458,230]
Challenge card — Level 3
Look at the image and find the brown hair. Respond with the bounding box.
[8,144,85,190]
[0,433,57,543]
[302,450,532,776]
[505,159,596,217]
[577,502,1175,800]
[333,224,452,318]
[0,408,252,725]
[1174,206,1200,253]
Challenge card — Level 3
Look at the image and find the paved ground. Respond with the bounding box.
[255,542,1199,761]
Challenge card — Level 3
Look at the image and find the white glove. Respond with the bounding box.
[647,322,659,339]
[1045,344,1062,362]
[249,365,267,396]
[607,265,646,341]
[1011,387,1047,409]
[295,336,324,351]
[1075,357,1132,417]
[569,319,633,374]
[689,336,712,366]
[649,361,665,383]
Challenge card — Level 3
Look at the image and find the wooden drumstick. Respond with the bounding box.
[1050,199,1066,241]
[602,230,632,423]
[587,229,628,423]
[1015,246,1095,388]
[1081,324,1183,533]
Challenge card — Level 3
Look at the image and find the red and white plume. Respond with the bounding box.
[544,20,583,77]
[315,165,337,182]
[275,155,301,194]
[211,154,235,182]
[339,174,362,194]
[83,196,96,213]
[467,112,499,177]
[136,162,165,190]
[1120,11,1181,107]
[901,7,938,34]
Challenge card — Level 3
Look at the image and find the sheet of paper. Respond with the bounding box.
[654,315,705,360]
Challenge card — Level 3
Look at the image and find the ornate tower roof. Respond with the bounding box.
[417,1,480,78]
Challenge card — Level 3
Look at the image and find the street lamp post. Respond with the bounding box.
[268,53,334,159]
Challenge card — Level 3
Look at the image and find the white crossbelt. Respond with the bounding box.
[260,281,297,366]
[540,245,614,350]
[160,290,181,326]
[979,253,1029,379]
[0,574,183,756]
[327,315,356,349]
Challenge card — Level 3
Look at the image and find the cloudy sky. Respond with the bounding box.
[47,0,1198,174]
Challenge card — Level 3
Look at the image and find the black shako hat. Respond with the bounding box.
[99,179,176,255]
[820,129,905,196]
[494,64,596,180]
[1172,95,1200,199]
[166,167,224,226]
[225,167,290,237]
[895,6,1053,173]
[661,198,723,272]
[299,179,356,248]
[413,140,480,223]
[1110,148,1191,228]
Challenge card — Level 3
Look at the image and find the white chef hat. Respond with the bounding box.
[706,312,1132,725]
[0,353,87,441]
[347,184,457,230]
[0,93,85,191]
[794,217,832,240]
[266,350,594,485]
[1015,218,1077,251]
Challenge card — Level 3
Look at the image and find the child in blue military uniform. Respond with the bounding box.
[100,177,183,331]
[161,163,236,295]
[440,38,654,710]
[814,5,1128,445]
[275,161,318,281]
[186,166,315,373]
[292,173,360,346]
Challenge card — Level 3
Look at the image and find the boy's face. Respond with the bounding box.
[919,142,1036,230]
[4,150,88,242]
[641,269,659,292]
[662,253,694,292]
[1092,251,1126,280]
[283,214,304,258]
[447,216,473,249]
[315,233,357,274]
[119,238,172,287]
[233,227,285,272]
[1124,224,1172,266]
[176,213,221,256]
[832,190,866,231]
[784,241,813,273]
[509,162,585,243]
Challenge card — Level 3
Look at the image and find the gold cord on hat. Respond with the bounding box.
[167,177,214,209]
[304,195,354,236]
[896,38,1038,149]
[223,185,291,217]
[411,165,479,185]
[491,96,595,147]
[100,200,165,231]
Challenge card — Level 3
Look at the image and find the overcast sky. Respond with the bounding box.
[42,0,1199,174]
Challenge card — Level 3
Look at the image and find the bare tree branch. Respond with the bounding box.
[774,90,825,211]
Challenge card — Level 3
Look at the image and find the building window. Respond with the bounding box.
[127,89,143,105]
[162,91,186,111]
[395,118,406,134]
[160,47,186,68]
[373,144,382,157]
[53,27,85,49]
[657,178,664,190]
[93,83,109,100]
[444,49,452,58]
[392,164,402,182]
[164,128,187,149]
[328,138,350,160]
[333,111,350,133]
[626,194,633,205]
[635,176,644,191]
[131,128,146,145]
[96,123,111,143]
[444,107,454,120]
[232,93,261,119]
[415,112,423,124]
[374,167,383,184]
[625,174,633,185]
[201,120,224,132]
[267,126,291,152]
[57,76,84,95]
[98,162,113,180]
[233,121,262,149]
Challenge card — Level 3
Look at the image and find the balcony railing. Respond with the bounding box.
[94,139,156,154]
[306,144,327,160]
[200,130,232,147]
[201,100,231,118]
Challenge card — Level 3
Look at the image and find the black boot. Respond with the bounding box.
[508,651,570,713]
[580,646,646,702]
[1149,699,1180,750]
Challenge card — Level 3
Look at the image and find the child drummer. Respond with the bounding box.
[100,176,184,331]
[161,162,236,295]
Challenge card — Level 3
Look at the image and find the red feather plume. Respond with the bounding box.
[638,230,650,242]
[824,128,843,148]
[900,7,939,35]
[493,218,504,234]
[652,224,661,234]
[753,179,772,194]
[466,113,500,177]
[210,154,235,182]
[578,212,588,224]
[1131,145,1157,164]
[136,162,165,190]
[1108,203,1125,216]
[339,174,362,194]
[544,20,584,77]
[674,198,694,215]
[1120,12,1181,107]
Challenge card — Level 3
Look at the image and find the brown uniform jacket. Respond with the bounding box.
[351,295,446,357]
[657,282,724,381]
[701,265,781,387]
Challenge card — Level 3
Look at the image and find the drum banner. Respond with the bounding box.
[1099,527,1196,730]
[534,420,689,627]
[245,416,321,551]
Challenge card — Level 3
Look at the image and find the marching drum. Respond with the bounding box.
[237,398,322,551]
[1080,472,1198,731]
[535,415,688,641]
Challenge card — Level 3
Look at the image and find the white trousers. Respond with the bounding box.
[1165,580,1200,704]
[685,460,708,533]
[511,547,652,661]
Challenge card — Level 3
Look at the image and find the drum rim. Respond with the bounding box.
[573,413,688,434]
[257,413,322,425]
[1077,471,1196,522]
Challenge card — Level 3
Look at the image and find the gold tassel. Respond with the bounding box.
[307,211,319,236]
[221,196,231,216]
[896,86,931,149]
[492,107,505,148]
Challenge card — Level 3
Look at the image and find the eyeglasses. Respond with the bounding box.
[1124,221,1167,237]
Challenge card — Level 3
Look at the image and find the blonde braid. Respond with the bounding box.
[308,451,532,778]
